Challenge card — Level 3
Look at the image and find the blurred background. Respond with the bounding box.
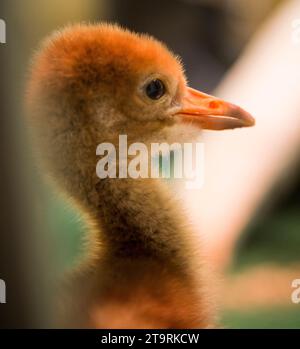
[0,0,299,328]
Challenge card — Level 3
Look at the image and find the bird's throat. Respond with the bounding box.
[94,177,190,265]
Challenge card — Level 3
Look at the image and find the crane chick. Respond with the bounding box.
[26,23,254,328]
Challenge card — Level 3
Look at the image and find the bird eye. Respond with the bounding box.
[145,79,166,100]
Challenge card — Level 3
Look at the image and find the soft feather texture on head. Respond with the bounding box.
[25,23,197,207]
[27,23,187,127]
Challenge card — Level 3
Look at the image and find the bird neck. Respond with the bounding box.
[93,176,191,265]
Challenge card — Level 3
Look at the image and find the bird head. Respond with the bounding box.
[26,24,254,205]
[27,24,254,144]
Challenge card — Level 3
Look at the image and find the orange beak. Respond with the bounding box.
[174,87,255,130]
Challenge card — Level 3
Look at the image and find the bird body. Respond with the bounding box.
[26,23,254,328]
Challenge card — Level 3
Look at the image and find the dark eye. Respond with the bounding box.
[145,79,166,100]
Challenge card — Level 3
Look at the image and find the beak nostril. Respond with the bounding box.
[209,101,219,109]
